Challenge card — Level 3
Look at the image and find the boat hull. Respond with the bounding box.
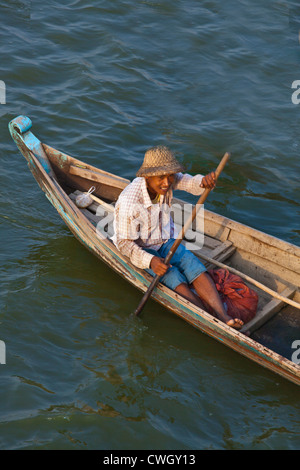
[9,116,300,386]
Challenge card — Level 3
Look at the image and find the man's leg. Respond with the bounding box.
[161,241,244,330]
[174,283,203,307]
[146,240,244,330]
[192,272,243,329]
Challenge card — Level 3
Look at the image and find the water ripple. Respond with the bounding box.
[1,0,299,451]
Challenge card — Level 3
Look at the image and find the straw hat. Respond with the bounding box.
[136,146,184,177]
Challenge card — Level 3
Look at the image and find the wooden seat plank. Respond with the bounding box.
[241,287,296,334]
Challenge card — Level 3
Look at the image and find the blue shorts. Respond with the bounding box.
[145,238,206,291]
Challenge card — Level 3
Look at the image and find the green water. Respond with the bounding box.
[0,0,299,450]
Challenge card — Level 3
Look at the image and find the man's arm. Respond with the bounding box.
[116,238,154,269]
[113,203,155,269]
[174,171,216,194]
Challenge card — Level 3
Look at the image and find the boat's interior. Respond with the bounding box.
[44,145,300,360]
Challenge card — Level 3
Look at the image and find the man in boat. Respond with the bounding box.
[112,145,243,330]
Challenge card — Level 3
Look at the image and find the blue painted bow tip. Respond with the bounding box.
[9,115,32,134]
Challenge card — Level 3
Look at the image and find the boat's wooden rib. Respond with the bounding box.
[8,115,300,386]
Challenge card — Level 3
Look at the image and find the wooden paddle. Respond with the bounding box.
[134,152,231,316]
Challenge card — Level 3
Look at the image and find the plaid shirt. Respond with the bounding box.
[112,173,204,269]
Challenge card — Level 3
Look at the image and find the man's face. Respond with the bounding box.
[146,174,175,197]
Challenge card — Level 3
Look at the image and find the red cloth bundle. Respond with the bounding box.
[208,268,258,323]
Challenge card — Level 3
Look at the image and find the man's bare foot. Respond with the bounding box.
[226,318,244,330]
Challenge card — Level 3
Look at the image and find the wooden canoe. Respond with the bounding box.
[9,115,300,386]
